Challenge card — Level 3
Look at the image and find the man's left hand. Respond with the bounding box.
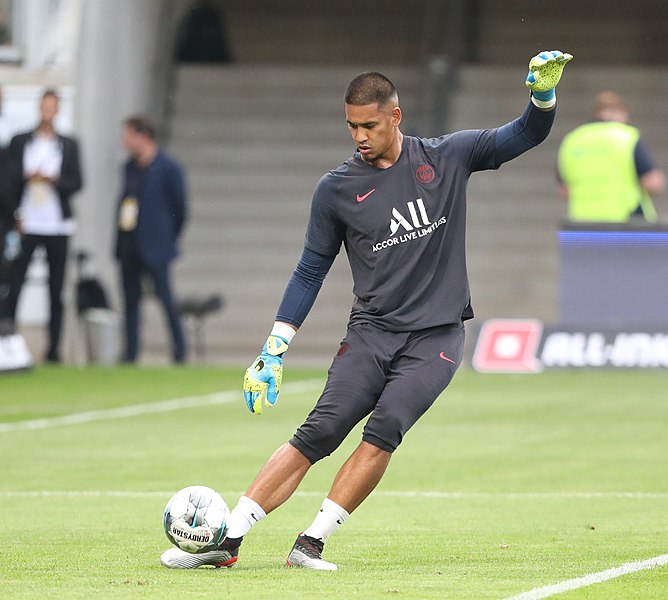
[525,50,573,93]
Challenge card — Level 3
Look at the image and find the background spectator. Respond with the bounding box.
[557,91,665,222]
[114,115,188,364]
[0,89,82,362]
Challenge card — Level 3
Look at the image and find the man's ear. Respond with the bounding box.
[392,106,402,127]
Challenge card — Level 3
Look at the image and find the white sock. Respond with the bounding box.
[225,496,266,539]
[303,498,350,542]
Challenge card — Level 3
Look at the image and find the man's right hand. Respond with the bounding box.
[242,335,289,414]
[27,172,55,185]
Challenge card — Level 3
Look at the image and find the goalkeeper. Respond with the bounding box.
[160,50,572,570]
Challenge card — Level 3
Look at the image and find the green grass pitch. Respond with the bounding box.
[0,366,667,599]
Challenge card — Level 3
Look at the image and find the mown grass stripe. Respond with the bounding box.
[0,378,324,434]
[1,490,667,499]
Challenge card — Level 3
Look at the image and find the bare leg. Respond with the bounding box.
[245,443,312,513]
[327,441,392,513]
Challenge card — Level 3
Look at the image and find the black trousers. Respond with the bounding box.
[119,250,187,363]
[0,233,69,361]
[0,224,10,295]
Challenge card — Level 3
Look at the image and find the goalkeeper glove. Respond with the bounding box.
[525,50,573,109]
[243,324,295,414]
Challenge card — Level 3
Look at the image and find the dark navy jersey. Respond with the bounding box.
[304,128,498,332]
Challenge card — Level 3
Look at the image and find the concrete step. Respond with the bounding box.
[170,142,353,170]
[174,64,421,90]
[170,118,349,144]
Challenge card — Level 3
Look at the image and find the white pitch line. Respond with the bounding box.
[377,491,668,500]
[0,378,324,434]
[1,490,667,500]
[503,554,668,600]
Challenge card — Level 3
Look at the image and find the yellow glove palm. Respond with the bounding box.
[525,50,573,93]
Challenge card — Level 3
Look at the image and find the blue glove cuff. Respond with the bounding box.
[532,88,555,102]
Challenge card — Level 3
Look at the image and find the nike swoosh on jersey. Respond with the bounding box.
[356,188,376,203]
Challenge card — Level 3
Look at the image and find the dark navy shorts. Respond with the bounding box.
[289,321,465,463]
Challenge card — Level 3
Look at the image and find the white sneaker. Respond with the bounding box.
[160,546,238,569]
[285,533,338,571]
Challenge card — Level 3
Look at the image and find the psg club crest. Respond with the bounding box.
[415,164,435,184]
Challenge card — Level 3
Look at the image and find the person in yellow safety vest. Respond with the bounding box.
[557,91,665,222]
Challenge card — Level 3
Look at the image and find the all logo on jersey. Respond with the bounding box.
[372,198,446,253]
[415,164,435,184]
[390,199,430,235]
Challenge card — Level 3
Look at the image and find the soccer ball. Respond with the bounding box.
[163,485,229,554]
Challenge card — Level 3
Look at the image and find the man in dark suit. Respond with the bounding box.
[115,116,188,364]
[0,141,16,311]
[0,143,15,236]
[0,89,82,362]
[1,108,16,305]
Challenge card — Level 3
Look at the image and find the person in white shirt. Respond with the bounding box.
[1,89,82,362]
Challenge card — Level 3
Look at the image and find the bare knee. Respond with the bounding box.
[358,440,392,458]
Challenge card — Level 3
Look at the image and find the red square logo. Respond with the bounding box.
[472,320,543,373]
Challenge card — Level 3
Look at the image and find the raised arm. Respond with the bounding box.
[495,50,572,166]
[495,101,556,166]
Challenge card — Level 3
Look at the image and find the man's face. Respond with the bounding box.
[345,102,401,166]
[122,125,142,156]
[598,106,629,124]
[40,95,59,125]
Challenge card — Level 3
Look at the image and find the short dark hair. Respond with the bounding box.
[42,88,60,102]
[344,72,398,107]
[124,115,156,140]
[595,91,628,115]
